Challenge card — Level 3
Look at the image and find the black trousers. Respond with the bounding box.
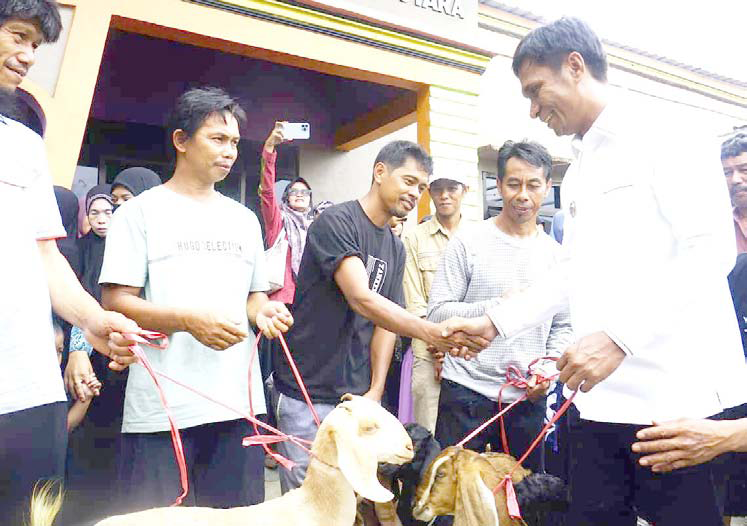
[0,401,67,524]
[710,403,747,516]
[118,418,264,513]
[435,378,546,473]
[567,418,722,526]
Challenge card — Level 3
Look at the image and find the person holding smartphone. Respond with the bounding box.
[258,122,317,467]
[260,121,315,306]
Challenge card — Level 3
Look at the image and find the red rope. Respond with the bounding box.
[451,355,576,521]
[245,332,320,470]
[277,333,321,426]
[125,331,188,506]
[494,391,577,519]
[455,396,526,448]
[455,357,558,452]
[125,327,321,506]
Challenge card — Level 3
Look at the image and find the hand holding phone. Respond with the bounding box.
[282,122,310,140]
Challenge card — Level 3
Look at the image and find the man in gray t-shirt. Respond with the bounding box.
[427,141,573,472]
[100,87,292,512]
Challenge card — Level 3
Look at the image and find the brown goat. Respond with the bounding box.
[412,447,532,526]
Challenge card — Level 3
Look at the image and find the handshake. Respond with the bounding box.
[420,314,498,359]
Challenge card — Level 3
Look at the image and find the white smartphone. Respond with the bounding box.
[283,122,310,140]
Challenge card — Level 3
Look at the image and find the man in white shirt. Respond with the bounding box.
[0,1,140,521]
[100,87,293,512]
[444,17,746,526]
[631,134,747,523]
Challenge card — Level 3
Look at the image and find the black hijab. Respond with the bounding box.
[112,167,161,197]
[0,87,20,121]
[78,184,112,302]
[53,185,81,277]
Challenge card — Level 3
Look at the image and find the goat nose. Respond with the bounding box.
[406,443,414,451]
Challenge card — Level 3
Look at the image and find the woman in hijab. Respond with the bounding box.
[77,184,113,302]
[68,184,113,371]
[260,122,316,305]
[63,183,126,522]
[110,167,161,207]
[53,186,81,277]
[259,122,319,469]
[53,186,81,367]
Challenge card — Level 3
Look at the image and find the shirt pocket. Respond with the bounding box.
[594,181,644,251]
[417,251,441,273]
[596,180,637,214]
[417,252,441,297]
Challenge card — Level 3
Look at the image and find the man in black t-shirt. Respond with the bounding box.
[271,140,489,492]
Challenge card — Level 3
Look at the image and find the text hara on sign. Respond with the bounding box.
[400,0,466,19]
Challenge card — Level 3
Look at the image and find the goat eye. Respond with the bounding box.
[435,471,445,479]
[361,423,379,434]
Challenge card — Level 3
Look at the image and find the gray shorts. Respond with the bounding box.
[269,377,336,493]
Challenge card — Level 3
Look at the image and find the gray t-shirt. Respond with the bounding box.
[428,219,574,402]
[99,186,269,433]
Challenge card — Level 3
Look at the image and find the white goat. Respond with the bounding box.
[30,394,414,526]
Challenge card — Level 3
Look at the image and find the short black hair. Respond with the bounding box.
[0,0,62,43]
[722,133,747,160]
[167,87,247,147]
[512,17,608,82]
[373,140,433,176]
[496,140,553,182]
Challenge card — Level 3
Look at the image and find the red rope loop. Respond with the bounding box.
[124,328,321,506]
[452,355,576,521]
[455,356,560,451]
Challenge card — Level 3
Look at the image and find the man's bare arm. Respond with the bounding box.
[365,326,397,401]
[102,284,247,351]
[37,239,139,369]
[333,256,489,353]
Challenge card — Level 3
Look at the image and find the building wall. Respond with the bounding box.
[26,0,746,224]
[23,0,491,234]
[299,117,482,229]
[427,86,483,222]
[25,6,74,96]
[299,124,418,204]
[476,19,747,162]
[479,53,747,160]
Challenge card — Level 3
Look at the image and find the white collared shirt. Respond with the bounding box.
[0,116,66,415]
[487,99,747,424]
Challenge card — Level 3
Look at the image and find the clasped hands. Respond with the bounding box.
[424,315,498,360]
[64,351,103,402]
[430,315,626,394]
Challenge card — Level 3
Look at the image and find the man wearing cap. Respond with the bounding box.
[402,166,468,433]
[426,140,573,473]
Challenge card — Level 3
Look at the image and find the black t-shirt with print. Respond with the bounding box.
[274,200,405,404]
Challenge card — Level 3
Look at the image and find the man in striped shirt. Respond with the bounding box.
[427,140,573,471]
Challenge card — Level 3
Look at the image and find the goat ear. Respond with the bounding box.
[333,410,393,503]
[454,453,500,526]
